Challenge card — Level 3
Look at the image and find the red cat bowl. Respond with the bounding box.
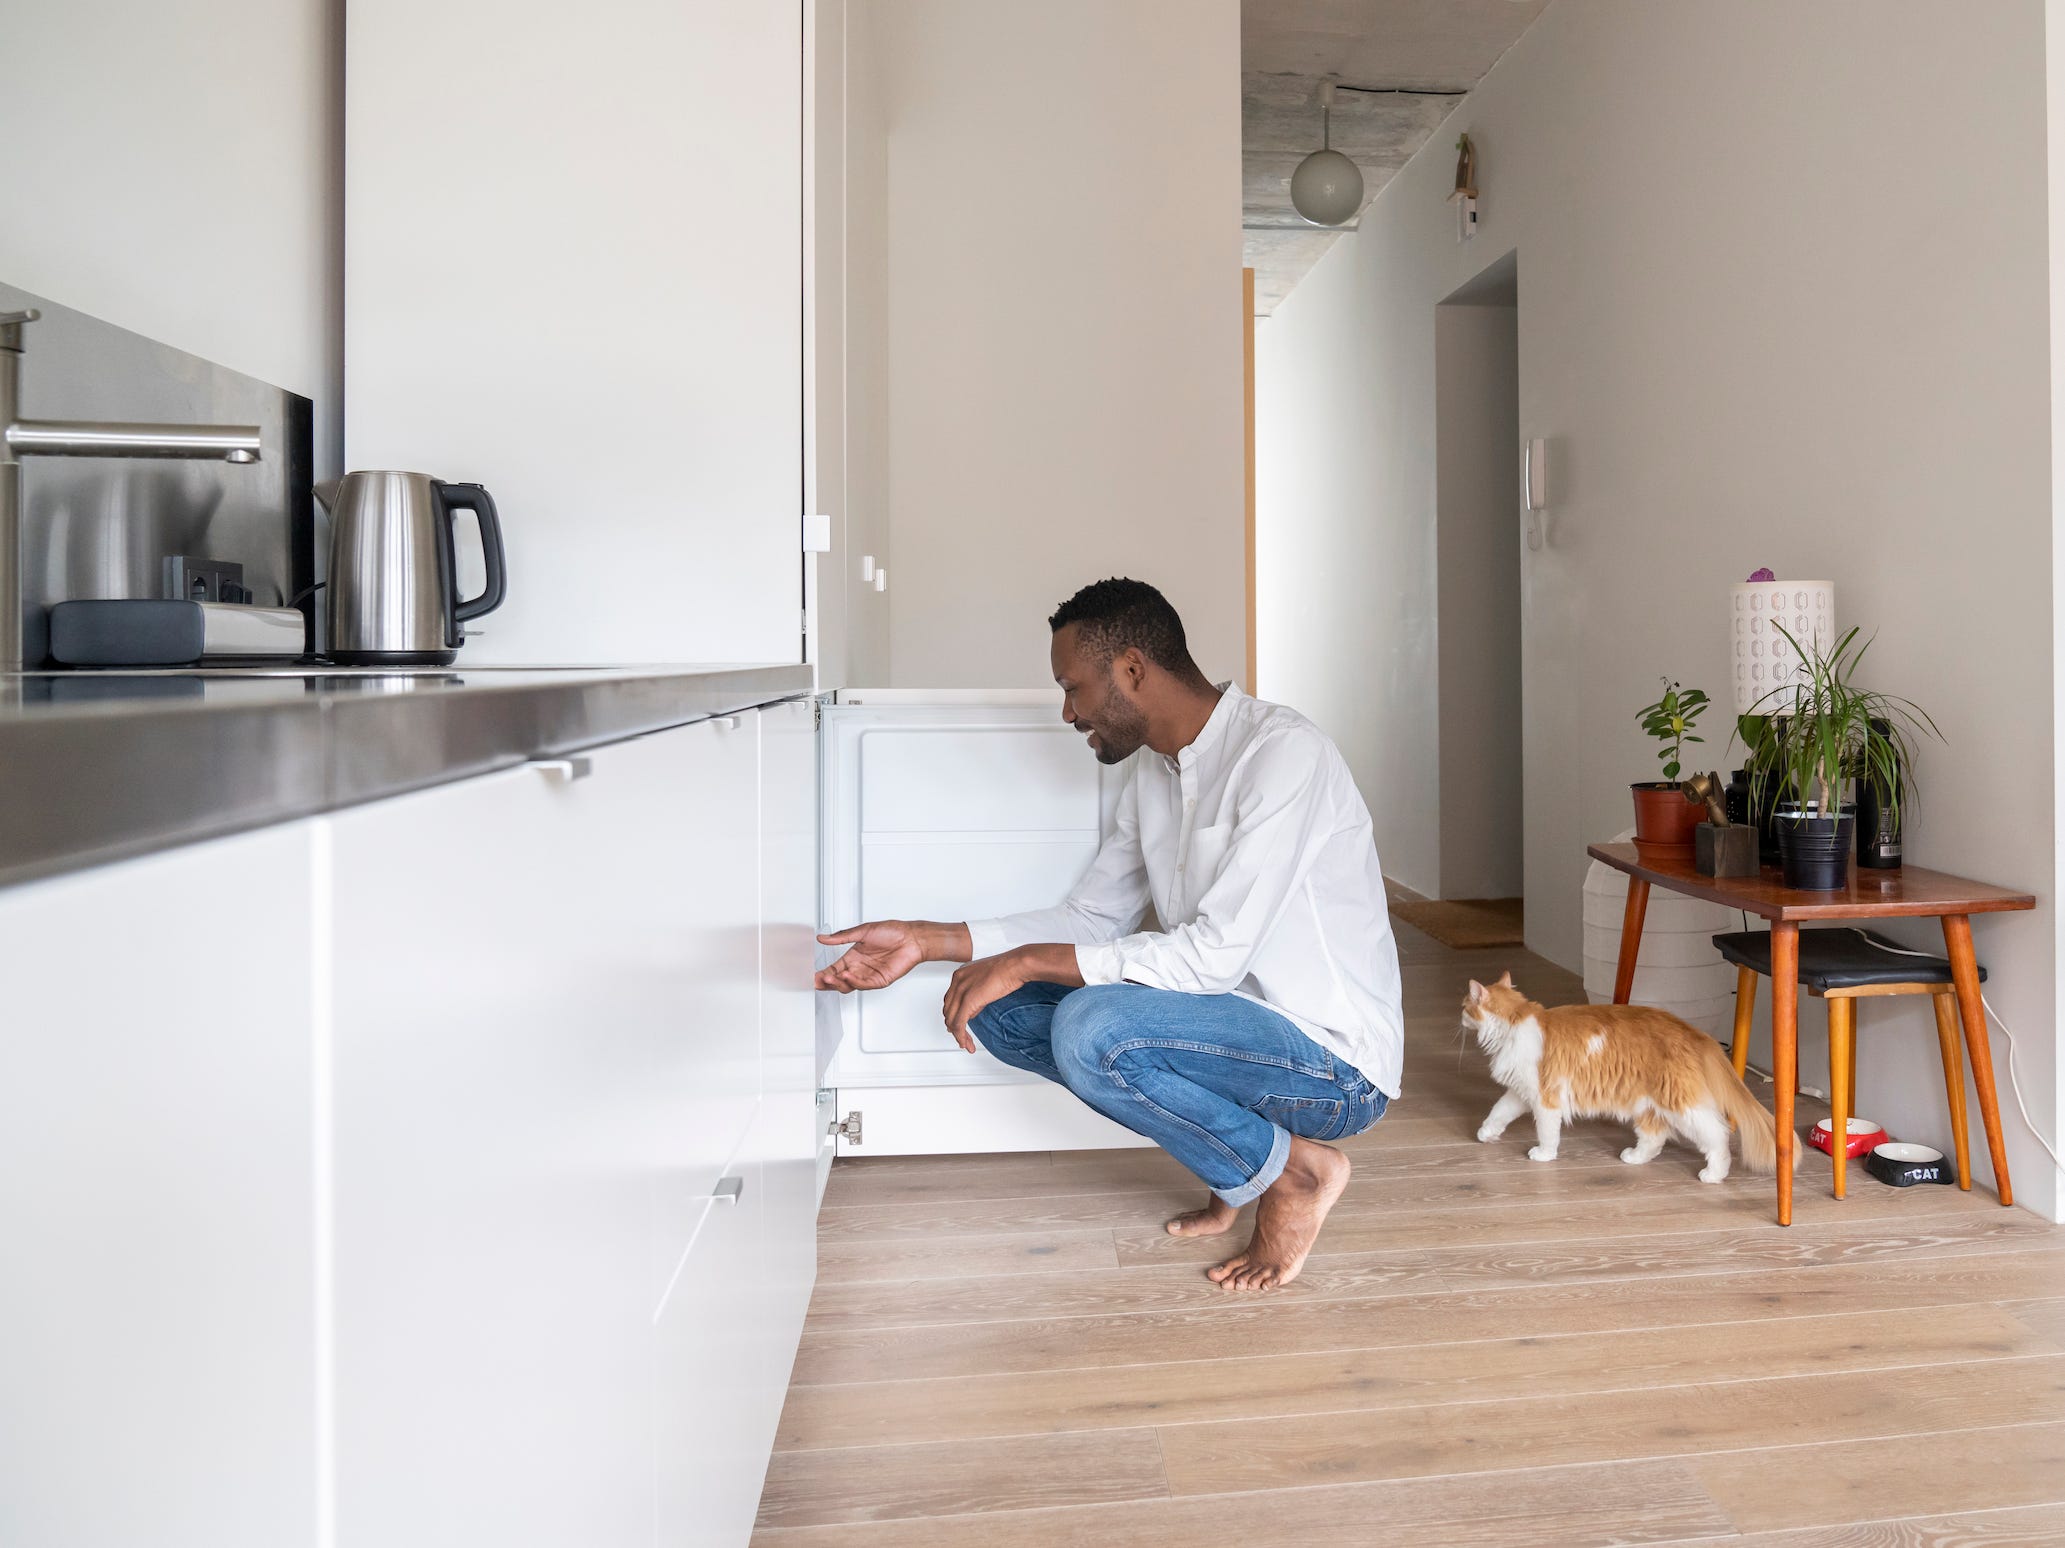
[1810,1117,1888,1159]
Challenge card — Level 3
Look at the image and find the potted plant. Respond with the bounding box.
[1744,626,1938,889]
[1734,712,1789,864]
[1632,678,1709,859]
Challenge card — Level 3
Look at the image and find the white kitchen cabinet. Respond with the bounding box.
[345,0,805,666]
[327,710,784,1548]
[0,698,813,1548]
[818,695,1153,1155]
[655,696,818,1545]
[754,695,821,1330]
[0,824,321,1548]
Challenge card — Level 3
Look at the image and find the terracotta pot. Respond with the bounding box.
[1630,782,1702,859]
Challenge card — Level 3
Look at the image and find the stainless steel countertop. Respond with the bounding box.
[0,662,816,889]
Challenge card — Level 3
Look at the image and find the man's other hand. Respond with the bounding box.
[942,951,1028,1053]
[816,920,926,992]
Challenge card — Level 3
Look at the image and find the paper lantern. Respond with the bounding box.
[1730,580,1835,716]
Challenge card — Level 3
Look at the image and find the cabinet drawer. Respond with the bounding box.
[655,1156,776,1548]
[0,823,322,1548]
[650,714,762,1273]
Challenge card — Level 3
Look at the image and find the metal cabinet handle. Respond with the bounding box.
[528,756,592,784]
[710,714,743,732]
[712,1175,744,1204]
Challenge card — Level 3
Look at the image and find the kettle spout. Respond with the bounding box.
[313,477,342,512]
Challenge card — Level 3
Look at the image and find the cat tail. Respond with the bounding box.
[1706,1042,1796,1174]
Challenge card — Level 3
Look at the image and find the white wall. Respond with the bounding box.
[844,1,894,686]
[1435,301,1523,901]
[808,0,851,690]
[0,0,343,473]
[843,0,1246,689]
[1259,0,2061,1218]
[2050,0,2065,1220]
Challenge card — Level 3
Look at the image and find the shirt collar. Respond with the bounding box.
[1162,681,1242,774]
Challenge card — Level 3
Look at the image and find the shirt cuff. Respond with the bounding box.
[1075,942,1123,985]
[965,918,1009,960]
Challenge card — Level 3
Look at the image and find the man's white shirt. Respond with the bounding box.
[966,683,1406,1097]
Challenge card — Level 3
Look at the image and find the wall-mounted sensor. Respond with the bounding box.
[874,568,887,592]
[1522,437,1548,551]
[861,555,875,582]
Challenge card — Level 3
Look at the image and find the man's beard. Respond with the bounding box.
[1084,683,1148,765]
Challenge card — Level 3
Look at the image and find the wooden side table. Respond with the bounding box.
[1587,842,2034,1225]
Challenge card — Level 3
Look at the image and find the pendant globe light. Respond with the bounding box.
[1290,81,1364,227]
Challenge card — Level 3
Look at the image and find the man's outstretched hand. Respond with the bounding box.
[816,920,928,992]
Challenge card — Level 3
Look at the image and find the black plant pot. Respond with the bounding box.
[1752,773,1795,866]
[1725,769,1752,828]
[1856,717,1903,870]
[1775,808,1856,890]
[1856,779,1902,870]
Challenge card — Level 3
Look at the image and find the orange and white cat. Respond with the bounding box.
[1462,973,1793,1182]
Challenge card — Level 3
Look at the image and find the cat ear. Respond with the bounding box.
[1467,980,1487,1003]
[1496,970,1514,988]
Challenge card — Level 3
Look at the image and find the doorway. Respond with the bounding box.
[1433,252,1523,911]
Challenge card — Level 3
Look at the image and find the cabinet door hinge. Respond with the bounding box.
[827,1110,862,1145]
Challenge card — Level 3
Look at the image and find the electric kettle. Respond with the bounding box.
[315,471,507,665]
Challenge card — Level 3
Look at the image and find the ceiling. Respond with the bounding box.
[1243,0,1550,314]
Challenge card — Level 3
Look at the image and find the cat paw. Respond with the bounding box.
[1698,1164,1729,1183]
[1620,1147,1651,1165]
[1527,1146,1558,1163]
[1476,1125,1503,1143]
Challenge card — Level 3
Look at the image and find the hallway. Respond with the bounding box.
[756,918,2065,1545]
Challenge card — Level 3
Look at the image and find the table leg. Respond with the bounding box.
[1613,877,1650,1005]
[1931,990,1973,1192]
[1942,914,2013,1208]
[1826,996,1854,1201]
[1770,921,1798,1226]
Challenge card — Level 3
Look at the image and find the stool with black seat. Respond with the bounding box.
[1711,926,1992,1200]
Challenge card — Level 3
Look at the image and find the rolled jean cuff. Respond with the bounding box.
[1213,1123,1290,1207]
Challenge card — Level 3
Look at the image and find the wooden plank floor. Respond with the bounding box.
[756,922,2065,1547]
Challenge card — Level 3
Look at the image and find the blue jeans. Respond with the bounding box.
[969,982,1388,1205]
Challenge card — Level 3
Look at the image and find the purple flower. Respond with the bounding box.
[1747,567,1776,582]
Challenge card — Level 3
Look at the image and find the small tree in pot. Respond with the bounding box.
[1631,679,1709,858]
[1746,626,1938,888]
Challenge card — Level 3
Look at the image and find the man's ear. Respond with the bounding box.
[1116,646,1149,691]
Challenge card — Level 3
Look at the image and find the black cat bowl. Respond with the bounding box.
[1865,1141,1954,1187]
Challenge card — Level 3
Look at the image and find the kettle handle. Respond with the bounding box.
[439,483,507,626]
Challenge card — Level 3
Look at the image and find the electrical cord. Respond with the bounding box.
[1334,84,1470,98]
[1819,927,2064,1178]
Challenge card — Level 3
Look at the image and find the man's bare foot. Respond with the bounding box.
[1165,1194,1239,1237]
[1206,1137,1351,1292]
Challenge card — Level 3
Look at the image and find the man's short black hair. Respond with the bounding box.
[1048,577,1197,675]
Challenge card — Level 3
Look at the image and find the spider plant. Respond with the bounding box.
[1740,624,1939,827]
